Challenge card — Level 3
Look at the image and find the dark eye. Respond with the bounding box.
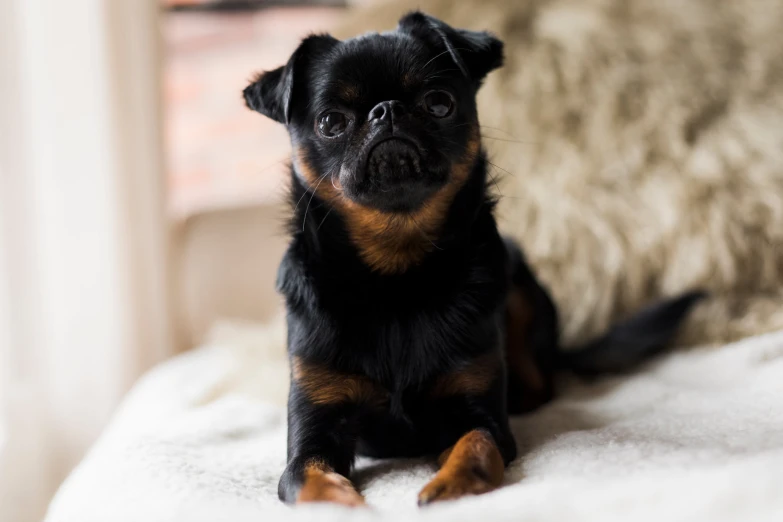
[423,91,454,118]
[317,112,348,138]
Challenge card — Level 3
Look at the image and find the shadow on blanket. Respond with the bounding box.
[353,401,611,491]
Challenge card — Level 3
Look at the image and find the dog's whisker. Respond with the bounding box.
[487,161,514,177]
[302,172,329,232]
[480,135,540,145]
[293,184,311,213]
[478,125,518,138]
[487,169,503,196]
[316,206,334,231]
[420,49,460,74]
[410,215,444,251]
[419,47,477,78]
[423,67,461,77]
[442,122,476,130]
[294,171,327,212]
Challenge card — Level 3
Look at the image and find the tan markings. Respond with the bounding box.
[337,81,360,102]
[506,290,544,391]
[402,71,415,88]
[292,356,387,406]
[505,289,553,412]
[297,458,366,506]
[295,148,338,192]
[295,127,480,274]
[437,445,454,467]
[417,429,505,505]
[431,352,500,397]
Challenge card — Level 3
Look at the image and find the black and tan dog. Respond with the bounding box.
[244,12,702,507]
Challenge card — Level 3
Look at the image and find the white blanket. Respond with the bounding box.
[46,324,783,522]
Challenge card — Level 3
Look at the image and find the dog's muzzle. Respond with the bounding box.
[367,139,422,185]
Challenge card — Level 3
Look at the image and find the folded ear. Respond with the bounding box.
[243,34,338,124]
[398,11,503,84]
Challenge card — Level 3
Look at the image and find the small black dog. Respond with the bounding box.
[244,12,702,507]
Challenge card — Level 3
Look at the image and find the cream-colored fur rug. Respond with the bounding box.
[336,0,783,347]
[46,322,783,521]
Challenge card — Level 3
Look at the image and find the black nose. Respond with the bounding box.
[368,100,405,123]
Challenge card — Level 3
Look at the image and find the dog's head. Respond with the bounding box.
[244,12,503,214]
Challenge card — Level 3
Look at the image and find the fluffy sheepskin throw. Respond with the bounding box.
[336,0,783,347]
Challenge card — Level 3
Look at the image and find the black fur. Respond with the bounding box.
[557,291,708,374]
[243,11,704,505]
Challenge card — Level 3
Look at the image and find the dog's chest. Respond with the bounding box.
[344,301,505,390]
[303,264,506,382]
[284,234,509,387]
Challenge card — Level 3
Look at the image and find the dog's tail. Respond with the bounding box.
[556,291,706,375]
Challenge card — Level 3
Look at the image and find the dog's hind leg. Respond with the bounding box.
[503,237,559,414]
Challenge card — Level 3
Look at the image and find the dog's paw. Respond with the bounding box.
[417,466,497,505]
[298,471,366,507]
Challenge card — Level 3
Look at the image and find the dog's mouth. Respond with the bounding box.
[366,138,422,182]
[340,136,446,214]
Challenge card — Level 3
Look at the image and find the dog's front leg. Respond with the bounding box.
[417,428,509,505]
[278,386,364,506]
[278,356,385,506]
[418,357,516,505]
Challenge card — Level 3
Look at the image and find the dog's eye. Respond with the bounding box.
[317,112,348,138]
[423,91,454,118]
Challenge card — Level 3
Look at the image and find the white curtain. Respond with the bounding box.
[0,1,173,521]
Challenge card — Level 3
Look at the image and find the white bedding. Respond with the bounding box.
[46,324,783,522]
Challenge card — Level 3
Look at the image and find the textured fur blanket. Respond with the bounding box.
[336,0,783,347]
[46,320,783,521]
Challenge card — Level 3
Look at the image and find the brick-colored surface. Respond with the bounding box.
[164,7,343,217]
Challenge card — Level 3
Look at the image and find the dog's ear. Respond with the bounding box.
[398,11,503,84]
[243,34,338,124]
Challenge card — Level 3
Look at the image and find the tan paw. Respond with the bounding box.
[297,471,366,507]
[417,466,498,505]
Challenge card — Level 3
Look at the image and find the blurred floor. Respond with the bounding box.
[163,7,343,218]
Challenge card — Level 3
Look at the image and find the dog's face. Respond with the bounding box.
[244,12,503,214]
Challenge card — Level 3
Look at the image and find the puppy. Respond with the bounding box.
[244,12,703,507]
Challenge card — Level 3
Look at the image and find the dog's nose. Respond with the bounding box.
[368,100,405,123]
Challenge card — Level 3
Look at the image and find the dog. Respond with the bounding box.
[243,11,703,507]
